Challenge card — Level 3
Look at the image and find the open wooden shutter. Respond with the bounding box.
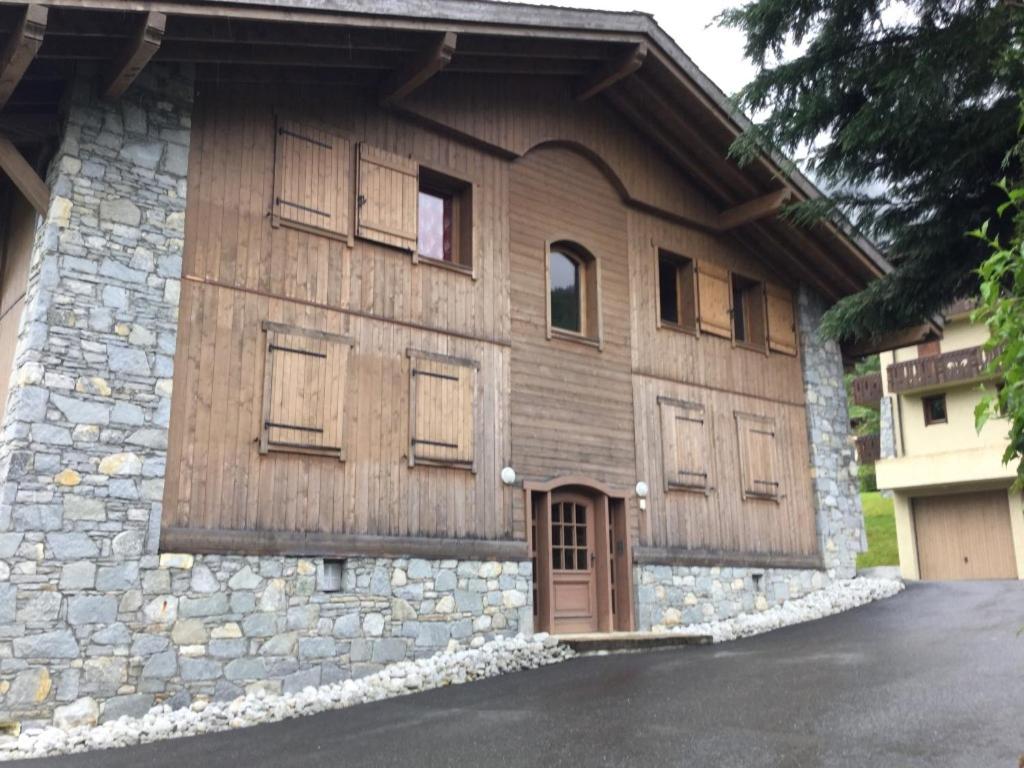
[658,396,712,492]
[766,282,798,355]
[356,143,418,251]
[696,261,732,339]
[272,117,352,241]
[260,322,354,460]
[735,412,781,501]
[408,349,477,470]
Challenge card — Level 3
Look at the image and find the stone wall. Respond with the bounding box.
[635,285,862,629]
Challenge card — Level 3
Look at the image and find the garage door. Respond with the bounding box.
[913,490,1017,580]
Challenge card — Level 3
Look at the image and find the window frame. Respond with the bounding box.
[922,393,948,426]
[415,165,475,277]
[545,240,603,350]
[730,272,768,354]
[655,248,698,336]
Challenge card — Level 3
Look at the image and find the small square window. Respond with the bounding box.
[923,394,947,426]
[657,250,696,333]
[731,273,767,351]
[417,168,472,271]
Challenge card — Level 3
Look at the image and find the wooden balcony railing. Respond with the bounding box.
[855,434,881,464]
[851,372,883,406]
[887,344,998,394]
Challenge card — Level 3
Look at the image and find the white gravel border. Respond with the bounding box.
[677,577,905,643]
[1,577,903,761]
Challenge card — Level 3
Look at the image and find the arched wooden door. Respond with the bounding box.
[549,492,599,633]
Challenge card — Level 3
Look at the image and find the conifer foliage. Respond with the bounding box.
[721,1,1024,343]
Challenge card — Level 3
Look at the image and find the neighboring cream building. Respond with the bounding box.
[875,304,1024,580]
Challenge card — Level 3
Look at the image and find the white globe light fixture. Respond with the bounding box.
[500,466,517,486]
[635,481,649,498]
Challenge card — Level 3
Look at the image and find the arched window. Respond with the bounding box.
[547,242,600,345]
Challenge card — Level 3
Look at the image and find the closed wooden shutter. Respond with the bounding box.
[766,282,798,355]
[735,412,781,500]
[408,349,477,470]
[356,143,418,251]
[658,396,711,492]
[696,261,732,339]
[260,322,354,460]
[272,117,352,240]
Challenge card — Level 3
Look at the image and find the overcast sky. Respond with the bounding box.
[502,0,756,97]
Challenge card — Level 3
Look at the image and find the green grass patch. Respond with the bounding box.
[857,491,899,569]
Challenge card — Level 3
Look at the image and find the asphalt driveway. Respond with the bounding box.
[15,581,1024,768]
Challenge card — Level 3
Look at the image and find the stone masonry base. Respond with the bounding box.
[634,564,829,631]
[2,554,532,730]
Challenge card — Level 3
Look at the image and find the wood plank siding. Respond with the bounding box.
[163,70,820,563]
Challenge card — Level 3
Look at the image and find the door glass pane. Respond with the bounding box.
[550,250,581,332]
[577,550,587,570]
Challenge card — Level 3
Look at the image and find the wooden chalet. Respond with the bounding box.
[0,0,893,637]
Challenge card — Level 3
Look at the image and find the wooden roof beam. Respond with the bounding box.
[380,31,457,106]
[575,42,645,101]
[0,4,47,111]
[717,188,792,231]
[0,135,49,216]
[102,11,167,101]
[842,321,943,359]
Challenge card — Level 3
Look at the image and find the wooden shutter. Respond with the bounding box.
[356,143,418,251]
[696,260,732,339]
[260,322,354,460]
[766,282,798,355]
[272,117,352,240]
[407,349,477,470]
[658,396,712,492]
[735,412,781,501]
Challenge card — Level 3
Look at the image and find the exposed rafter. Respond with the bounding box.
[380,31,457,107]
[575,42,645,101]
[102,11,166,101]
[0,4,47,111]
[0,135,49,216]
[717,189,792,231]
[842,321,943,359]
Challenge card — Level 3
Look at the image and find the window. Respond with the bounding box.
[547,242,600,345]
[657,250,697,333]
[735,412,781,501]
[731,273,767,351]
[550,250,581,333]
[260,322,355,460]
[407,349,477,470]
[659,396,712,492]
[923,394,947,425]
[417,167,472,271]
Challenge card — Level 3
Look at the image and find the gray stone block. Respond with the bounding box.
[298,637,335,660]
[68,595,118,625]
[100,693,153,723]
[92,623,131,646]
[0,583,17,624]
[180,658,222,681]
[371,638,407,664]
[434,569,457,592]
[223,657,266,681]
[141,649,178,681]
[242,612,278,637]
[208,639,246,659]
[47,532,99,559]
[95,562,140,591]
[179,593,229,617]
[283,667,321,694]
[415,622,450,648]
[332,613,360,638]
